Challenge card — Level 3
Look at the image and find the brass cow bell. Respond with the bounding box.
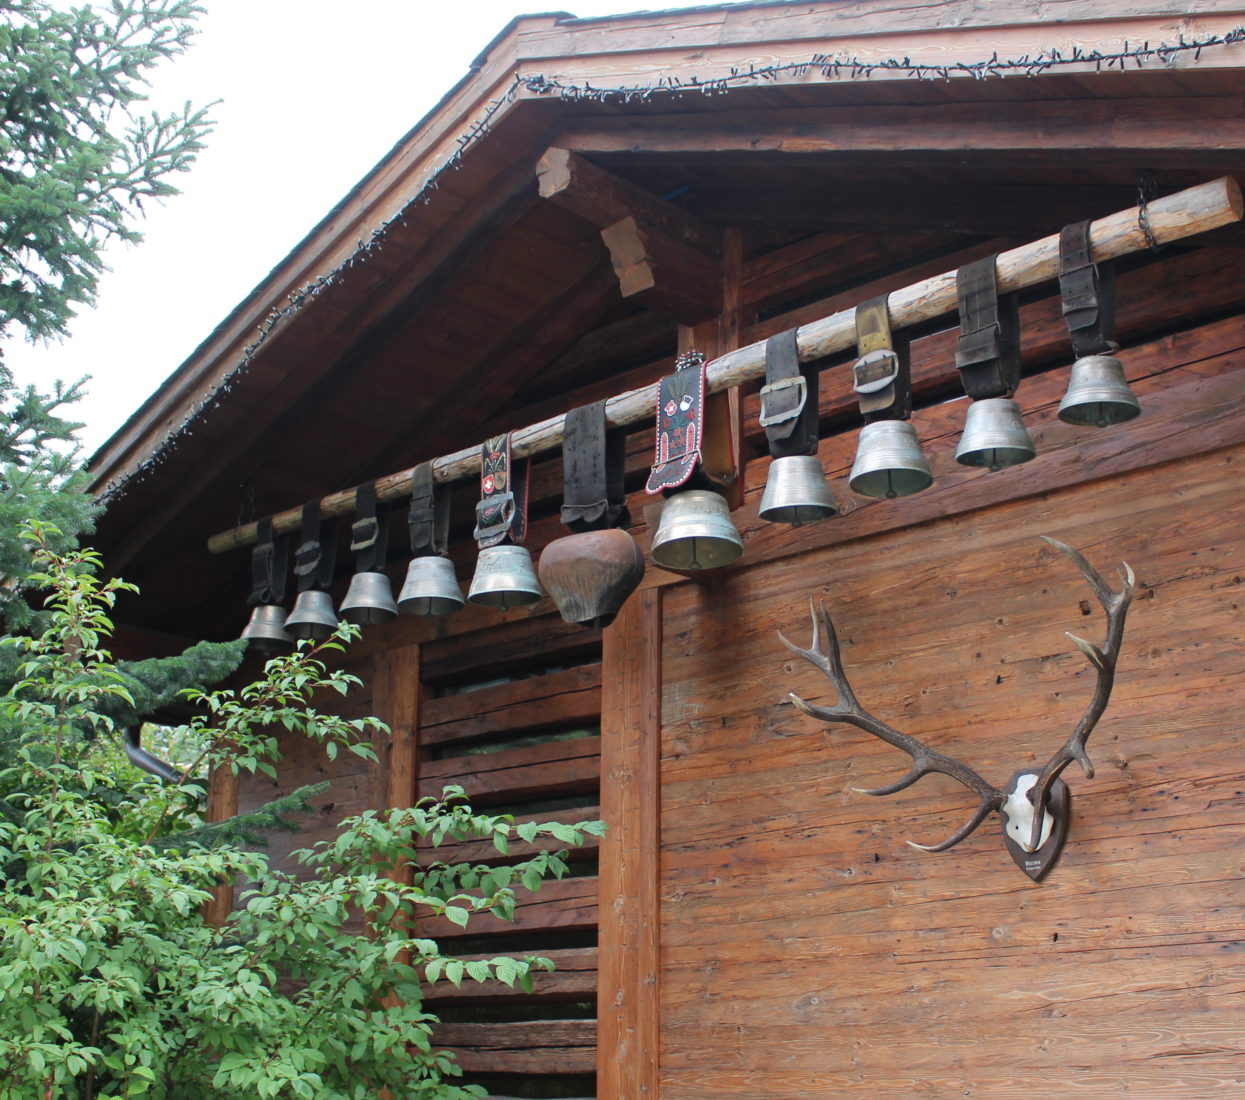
[1058,354,1141,427]
[397,555,464,617]
[758,455,838,527]
[849,420,933,500]
[285,589,339,642]
[649,489,743,572]
[468,544,543,610]
[955,397,1036,471]
[339,571,398,625]
[539,529,645,629]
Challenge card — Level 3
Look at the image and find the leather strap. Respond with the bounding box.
[350,481,390,573]
[853,294,911,421]
[293,500,337,592]
[956,255,1022,399]
[408,461,450,557]
[761,329,819,458]
[646,349,706,494]
[562,400,629,532]
[248,517,288,606]
[474,433,530,547]
[1059,220,1117,358]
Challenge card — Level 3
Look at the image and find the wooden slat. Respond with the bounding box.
[420,663,602,747]
[419,616,602,684]
[421,875,600,938]
[423,947,598,1004]
[417,736,601,805]
[436,1018,596,1075]
[420,805,602,867]
[597,587,662,1099]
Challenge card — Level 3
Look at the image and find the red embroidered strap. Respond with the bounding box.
[645,349,706,495]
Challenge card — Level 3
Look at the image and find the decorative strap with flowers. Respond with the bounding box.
[473,432,530,548]
[645,349,706,495]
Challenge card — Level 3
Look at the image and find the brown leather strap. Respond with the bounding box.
[1059,220,1117,358]
[853,294,911,421]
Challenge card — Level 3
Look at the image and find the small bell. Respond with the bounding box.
[955,397,1036,471]
[339,571,398,625]
[285,589,340,642]
[649,489,743,571]
[240,604,294,653]
[758,455,838,527]
[398,556,464,616]
[539,529,645,628]
[1057,354,1141,427]
[468,545,543,610]
[849,420,933,499]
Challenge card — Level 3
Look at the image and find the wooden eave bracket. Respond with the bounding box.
[537,145,724,322]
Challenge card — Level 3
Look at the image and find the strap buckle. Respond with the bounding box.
[758,374,808,427]
[472,492,515,542]
[852,348,900,394]
[350,516,378,552]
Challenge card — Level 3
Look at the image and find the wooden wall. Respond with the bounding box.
[651,328,1245,1095]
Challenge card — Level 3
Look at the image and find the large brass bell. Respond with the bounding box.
[649,489,743,571]
[468,545,543,610]
[539,529,645,628]
[955,397,1036,471]
[339,571,398,625]
[759,456,838,526]
[240,604,294,653]
[285,589,339,641]
[1058,354,1140,427]
[849,420,934,499]
[398,556,464,616]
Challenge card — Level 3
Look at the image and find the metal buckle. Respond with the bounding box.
[350,517,378,552]
[472,492,515,541]
[293,540,319,576]
[852,348,901,394]
[758,374,807,427]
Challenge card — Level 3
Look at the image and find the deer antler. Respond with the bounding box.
[779,599,1008,852]
[1022,536,1134,851]
[780,539,1133,859]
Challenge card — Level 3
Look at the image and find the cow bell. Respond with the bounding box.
[1057,354,1141,427]
[849,420,934,499]
[955,397,1037,471]
[758,455,838,527]
[538,529,645,629]
[397,555,464,616]
[240,604,294,653]
[468,544,543,610]
[285,589,340,642]
[649,489,743,571]
[339,571,398,625]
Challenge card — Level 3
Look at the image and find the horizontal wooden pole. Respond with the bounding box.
[208,175,1242,554]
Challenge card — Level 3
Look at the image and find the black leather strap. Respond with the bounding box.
[249,517,288,606]
[956,255,1022,399]
[1059,220,1117,358]
[475,433,530,547]
[561,400,629,532]
[408,461,450,557]
[350,481,390,573]
[761,329,819,458]
[293,500,337,592]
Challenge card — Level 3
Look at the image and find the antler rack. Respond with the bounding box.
[780,537,1133,862]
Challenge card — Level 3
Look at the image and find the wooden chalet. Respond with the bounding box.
[88,1,1245,1095]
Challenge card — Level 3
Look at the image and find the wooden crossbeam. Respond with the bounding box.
[208,176,1243,553]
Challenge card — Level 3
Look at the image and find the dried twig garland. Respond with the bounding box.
[98,25,1245,502]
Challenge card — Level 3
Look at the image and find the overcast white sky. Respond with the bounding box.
[7,1,729,455]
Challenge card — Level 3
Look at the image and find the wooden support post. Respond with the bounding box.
[202,764,239,926]
[598,587,663,1100]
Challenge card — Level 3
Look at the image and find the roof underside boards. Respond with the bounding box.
[84,1,1245,642]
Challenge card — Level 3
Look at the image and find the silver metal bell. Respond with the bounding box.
[339,571,398,625]
[849,420,934,499]
[1058,354,1141,427]
[285,589,339,641]
[758,455,838,526]
[649,489,743,571]
[240,604,294,653]
[398,555,464,616]
[955,397,1037,471]
[468,545,543,610]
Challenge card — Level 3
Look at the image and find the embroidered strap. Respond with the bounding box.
[409,461,451,557]
[562,400,630,532]
[760,329,820,458]
[248,517,289,607]
[293,500,337,592]
[1059,220,1117,358]
[955,255,1022,400]
[474,433,530,548]
[350,481,390,573]
[853,294,911,422]
[646,349,706,494]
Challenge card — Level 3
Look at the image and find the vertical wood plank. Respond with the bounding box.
[371,643,422,815]
[202,763,239,926]
[598,587,663,1100]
